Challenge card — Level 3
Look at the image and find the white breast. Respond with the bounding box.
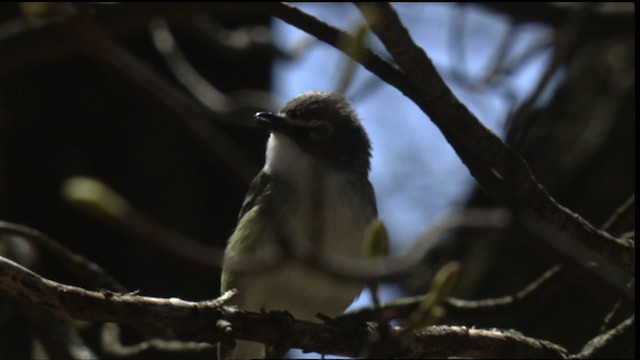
[264,133,369,258]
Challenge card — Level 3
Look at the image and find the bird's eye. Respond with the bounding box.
[310,121,333,141]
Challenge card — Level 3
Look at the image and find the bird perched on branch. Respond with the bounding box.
[219,91,377,359]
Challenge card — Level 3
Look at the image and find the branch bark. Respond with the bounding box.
[0,254,570,358]
[246,2,634,279]
[352,2,634,276]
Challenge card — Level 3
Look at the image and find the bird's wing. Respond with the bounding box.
[238,170,271,220]
[221,170,272,295]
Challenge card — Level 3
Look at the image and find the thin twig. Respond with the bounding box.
[483,31,553,86]
[341,264,563,323]
[0,221,127,292]
[601,194,635,235]
[519,211,634,300]
[447,4,470,84]
[505,3,594,146]
[251,3,413,95]
[60,11,259,184]
[149,19,276,122]
[101,323,214,358]
[570,315,635,359]
[311,209,509,282]
[20,303,98,360]
[477,3,634,35]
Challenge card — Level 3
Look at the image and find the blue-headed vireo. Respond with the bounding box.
[219,91,377,359]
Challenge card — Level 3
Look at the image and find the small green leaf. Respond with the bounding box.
[61,176,130,220]
[430,261,461,303]
[410,261,460,331]
[363,219,389,259]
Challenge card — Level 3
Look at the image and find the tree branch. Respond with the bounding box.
[402,326,567,359]
[476,2,634,36]
[350,2,634,277]
[100,323,215,358]
[571,315,635,359]
[0,221,126,292]
[601,194,635,236]
[341,264,563,323]
[247,2,634,278]
[250,2,413,96]
[0,254,570,358]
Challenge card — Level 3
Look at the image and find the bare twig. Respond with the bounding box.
[250,3,412,95]
[601,194,635,236]
[20,304,98,360]
[448,4,470,84]
[519,211,634,300]
[341,264,563,323]
[311,209,509,282]
[61,176,225,269]
[571,315,635,359]
[600,300,622,333]
[444,264,563,317]
[117,205,225,269]
[101,323,214,358]
[149,19,276,123]
[482,22,517,84]
[179,14,285,59]
[477,3,634,36]
[483,31,553,86]
[505,3,593,146]
[59,10,259,183]
[0,221,126,292]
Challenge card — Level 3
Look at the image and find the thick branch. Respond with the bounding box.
[403,326,567,359]
[248,2,634,277]
[251,2,411,94]
[351,2,634,276]
[0,255,569,358]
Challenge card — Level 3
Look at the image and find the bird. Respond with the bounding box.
[219,91,377,359]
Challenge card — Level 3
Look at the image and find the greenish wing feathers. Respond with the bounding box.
[238,170,271,220]
[221,171,272,296]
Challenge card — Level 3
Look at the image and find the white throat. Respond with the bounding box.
[264,133,317,182]
[262,132,368,257]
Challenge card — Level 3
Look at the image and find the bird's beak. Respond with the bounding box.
[255,112,309,135]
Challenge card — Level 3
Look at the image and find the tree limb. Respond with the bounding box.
[248,2,634,278]
[0,220,126,291]
[0,254,569,358]
[351,2,634,276]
